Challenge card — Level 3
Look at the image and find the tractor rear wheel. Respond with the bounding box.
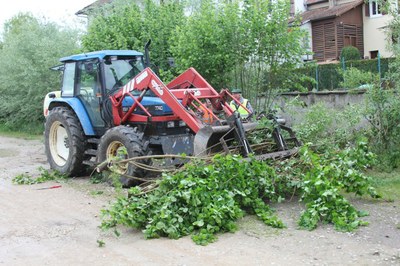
[44,107,87,176]
[97,126,150,187]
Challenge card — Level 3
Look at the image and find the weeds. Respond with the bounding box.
[367,169,400,201]
[12,167,67,185]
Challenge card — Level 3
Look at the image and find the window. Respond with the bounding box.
[76,61,104,128]
[62,63,75,97]
[369,1,382,17]
[370,50,379,59]
[344,36,356,47]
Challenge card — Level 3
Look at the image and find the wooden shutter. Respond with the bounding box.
[313,24,325,61]
[365,2,370,16]
[324,22,336,60]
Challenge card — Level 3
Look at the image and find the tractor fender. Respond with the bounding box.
[47,98,96,136]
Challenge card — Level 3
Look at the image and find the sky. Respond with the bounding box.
[0,0,95,32]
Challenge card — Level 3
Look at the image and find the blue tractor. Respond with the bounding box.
[44,47,300,187]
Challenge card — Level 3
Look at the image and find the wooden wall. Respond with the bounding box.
[312,5,363,62]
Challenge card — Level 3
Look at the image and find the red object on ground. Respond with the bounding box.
[36,185,62,190]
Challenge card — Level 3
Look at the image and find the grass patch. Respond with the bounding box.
[367,169,400,201]
[0,124,43,139]
[12,167,67,185]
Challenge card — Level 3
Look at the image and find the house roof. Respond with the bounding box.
[306,0,328,6]
[75,0,113,16]
[300,0,364,23]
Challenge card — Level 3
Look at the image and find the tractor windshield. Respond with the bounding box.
[104,56,145,95]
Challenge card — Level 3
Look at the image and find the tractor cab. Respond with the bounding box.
[46,50,171,136]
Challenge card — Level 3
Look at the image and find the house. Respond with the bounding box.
[76,0,165,17]
[293,0,397,62]
[75,0,113,17]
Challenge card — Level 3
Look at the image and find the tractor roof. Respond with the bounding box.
[60,50,143,62]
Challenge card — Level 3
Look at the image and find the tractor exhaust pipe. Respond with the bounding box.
[144,39,151,68]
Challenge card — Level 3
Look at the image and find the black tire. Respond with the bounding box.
[97,126,150,187]
[44,107,87,176]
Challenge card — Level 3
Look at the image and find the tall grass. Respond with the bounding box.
[367,169,400,201]
[0,123,43,139]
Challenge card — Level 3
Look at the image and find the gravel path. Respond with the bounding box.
[0,135,399,265]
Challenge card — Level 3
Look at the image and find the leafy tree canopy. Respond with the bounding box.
[82,0,308,103]
[0,13,81,132]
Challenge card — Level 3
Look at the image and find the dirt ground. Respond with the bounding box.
[0,135,399,266]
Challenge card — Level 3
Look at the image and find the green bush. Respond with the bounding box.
[340,46,361,61]
[340,67,380,89]
[293,102,365,151]
[364,86,400,170]
[287,58,392,91]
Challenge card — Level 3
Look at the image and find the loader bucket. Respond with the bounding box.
[193,115,301,160]
[193,122,258,156]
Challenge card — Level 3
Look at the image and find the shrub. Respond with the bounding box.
[340,46,361,61]
[340,67,380,89]
[293,102,365,151]
[364,86,400,170]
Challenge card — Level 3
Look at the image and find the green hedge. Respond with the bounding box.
[287,58,393,91]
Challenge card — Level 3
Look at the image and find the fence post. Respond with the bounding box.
[341,57,346,89]
[341,56,346,71]
[315,64,319,91]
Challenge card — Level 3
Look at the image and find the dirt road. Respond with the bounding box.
[0,135,399,265]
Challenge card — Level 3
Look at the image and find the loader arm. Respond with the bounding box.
[110,67,203,133]
[109,66,300,158]
[166,67,234,115]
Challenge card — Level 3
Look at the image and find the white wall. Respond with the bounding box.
[294,0,306,12]
[363,4,394,58]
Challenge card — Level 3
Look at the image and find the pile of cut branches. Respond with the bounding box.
[100,139,379,245]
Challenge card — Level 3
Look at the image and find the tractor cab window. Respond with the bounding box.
[103,56,145,94]
[76,60,104,128]
[62,62,75,97]
[77,61,99,101]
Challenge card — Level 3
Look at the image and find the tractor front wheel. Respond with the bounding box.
[97,126,150,187]
[44,107,87,176]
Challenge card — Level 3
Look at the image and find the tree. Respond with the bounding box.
[240,0,308,110]
[0,14,81,132]
[172,0,308,109]
[171,0,242,88]
[83,0,308,110]
[364,1,400,169]
[386,2,400,87]
[81,0,186,81]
